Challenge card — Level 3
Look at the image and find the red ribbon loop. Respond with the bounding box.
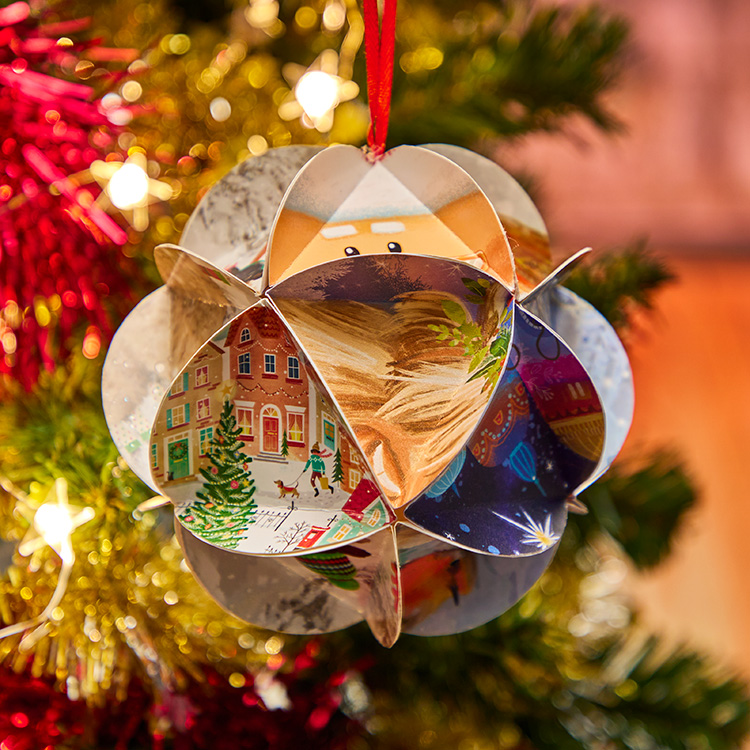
[363,0,397,159]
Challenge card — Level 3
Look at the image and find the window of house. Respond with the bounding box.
[287,356,300,380]
[196,398,210,420]
[332,524,352,541]
[349,468,361,488]
[238,352,251,375]
[195,365,208,387]
[237,407,253,438]
[166,403,189,428]
[240,327,251,343]
[150,443,158,468]
[264,354,276,374]
[366,508,382,527]
[323,418,335,451]
[169,372,189,396]
[199,427,213,455]
[287,413,304,444]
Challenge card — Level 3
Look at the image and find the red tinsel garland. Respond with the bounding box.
[0,1,143,395]
[0,643,361,749]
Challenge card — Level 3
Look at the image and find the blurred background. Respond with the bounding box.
[501,0,750,679]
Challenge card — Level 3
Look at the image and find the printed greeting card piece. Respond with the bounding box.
[152,244,260,377]
[397,526,557,636]
[345,526,401,647]
[103,287,177,491]
[269,254,514,508]
[177,523,363,635]
[522,247,592,304]
[265,144,514,290]
[404,306,604,556]
[180,145,323,282]
[424,144,552,296]
[179,522,400,646]
[528,286,634,486]
[150,300,393,556]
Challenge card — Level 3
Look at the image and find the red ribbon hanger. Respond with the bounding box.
[363,0,397,159]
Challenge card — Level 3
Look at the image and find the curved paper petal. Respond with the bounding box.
[268,254,514,508]
[180,145,323,281]
[423,144,552,296]
[179,522,401,646]
[528,286,634,485]
[522,247,591,304]
[104,247,259,491]
[103,287,175,491]
[265,144,514,289]
[397,526,557,636]
[177,523,363,634]
[152,244,260,374]
[405,306,604,555]
[151,300,393,555]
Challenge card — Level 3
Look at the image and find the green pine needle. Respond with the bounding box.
[575,454,697,570]
[565,242,675,331]
[383,1,629,148]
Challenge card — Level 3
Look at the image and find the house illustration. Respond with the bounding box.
[150,341,224,484]
[295,478,388,550]
[152,305,367,488]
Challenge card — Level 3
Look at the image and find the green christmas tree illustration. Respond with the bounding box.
[281,430,289,458]
[179,400,257,549]
[332,448,344,485]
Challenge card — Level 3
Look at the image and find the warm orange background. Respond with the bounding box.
[500,0,750,677]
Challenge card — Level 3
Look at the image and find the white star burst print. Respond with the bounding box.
[493,510,560,551]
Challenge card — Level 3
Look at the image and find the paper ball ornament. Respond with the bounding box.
[103,144,633,646]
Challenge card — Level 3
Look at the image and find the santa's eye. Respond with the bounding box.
[345,246,360,256]
[387,242,402,253]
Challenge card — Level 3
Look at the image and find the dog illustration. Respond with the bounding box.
[275,480,300,500]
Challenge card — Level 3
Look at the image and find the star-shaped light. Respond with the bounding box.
[15,478,95,563]
[0,477,95,648]
[278,49,359,132]
[90,149,174,232]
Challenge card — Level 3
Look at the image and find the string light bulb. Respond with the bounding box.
[90,150,174,231]
[295,70,340,119]
[279,49,359,132]
[107,162,150,210]
[0,477,95,648]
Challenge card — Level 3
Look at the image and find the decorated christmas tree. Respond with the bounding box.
[0,0,746,748]
[179,400,257,548]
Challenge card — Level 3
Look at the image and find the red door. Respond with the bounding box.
[263,414,279,453]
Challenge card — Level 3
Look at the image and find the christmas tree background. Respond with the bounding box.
[0,0,748,747]
[178,400,257,549]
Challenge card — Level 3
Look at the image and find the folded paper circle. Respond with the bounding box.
[103,143,634,645]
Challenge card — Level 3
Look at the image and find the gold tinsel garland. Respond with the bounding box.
[0,363,290,704]
[0,0,370,701]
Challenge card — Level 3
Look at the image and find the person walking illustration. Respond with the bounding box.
[304,442,335,497]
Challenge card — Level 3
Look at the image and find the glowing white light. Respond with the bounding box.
[295,71,339,119]
[33,503,74,556]
[108,163,149,209]
[210,96,232,122]
[322,0,346,31]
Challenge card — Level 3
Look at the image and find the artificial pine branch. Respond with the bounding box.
[383,1,628,148]
[565,242,675,331]
[552,637,750,750]
[576,455,697,570]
